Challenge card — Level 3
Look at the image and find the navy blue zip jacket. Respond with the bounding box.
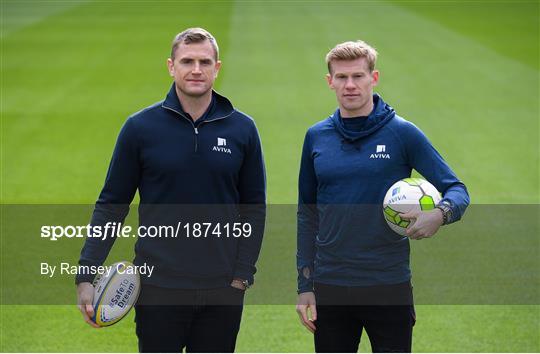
[77,83,266,289]
[297,94,469,293]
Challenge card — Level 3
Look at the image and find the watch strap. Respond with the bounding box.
[436,201,453,225]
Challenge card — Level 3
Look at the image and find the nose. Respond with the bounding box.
[345,77,355,89]
[192,62,202,75]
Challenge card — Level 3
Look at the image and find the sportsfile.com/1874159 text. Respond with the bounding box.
[40,222,252,241]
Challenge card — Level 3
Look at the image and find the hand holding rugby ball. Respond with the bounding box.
[78,261,141,327]
[91,261,141,327]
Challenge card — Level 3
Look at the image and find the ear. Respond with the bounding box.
[214,60,222,78]
[372,70,379,86]
[167,58,174,77]
[326,73,334,90]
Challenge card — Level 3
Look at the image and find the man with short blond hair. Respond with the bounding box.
[76,27,266,352]
[325,40,378,72]
[296,40,469,352]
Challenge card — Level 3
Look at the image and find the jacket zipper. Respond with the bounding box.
[162,105,233,153]
[194,127,198,152]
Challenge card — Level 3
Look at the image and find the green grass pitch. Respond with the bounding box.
[1,0,538,352]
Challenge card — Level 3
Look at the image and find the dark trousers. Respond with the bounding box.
[314,282,415,353]
[135,285,244,353]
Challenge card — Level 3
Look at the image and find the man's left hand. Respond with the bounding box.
[230,278,246,290]
[400,209,444,240]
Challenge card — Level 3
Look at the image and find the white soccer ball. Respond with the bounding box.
[383,178,442,236]
[91,261,141,327]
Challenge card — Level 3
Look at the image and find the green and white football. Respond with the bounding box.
[383,178,442,236]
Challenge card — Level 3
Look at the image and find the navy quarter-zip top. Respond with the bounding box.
[77,83,266,289]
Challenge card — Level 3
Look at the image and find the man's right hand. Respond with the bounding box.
[77,282,100,328]
[296,291,317,333]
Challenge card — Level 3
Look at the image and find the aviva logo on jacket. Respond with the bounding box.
[212,137,232,154]
[370,145,390,159]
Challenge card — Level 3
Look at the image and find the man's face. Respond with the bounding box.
[326,58,379,116]
[167,40,221,98]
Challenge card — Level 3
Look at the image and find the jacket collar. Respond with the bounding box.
[331,93,395,142]
[162,82,235,121]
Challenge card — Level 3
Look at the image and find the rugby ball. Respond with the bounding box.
[91,261,140,327]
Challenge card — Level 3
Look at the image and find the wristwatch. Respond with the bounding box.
[241,279,251,289]
[435,200,453,225]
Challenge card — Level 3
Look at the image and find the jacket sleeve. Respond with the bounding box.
[297,130,318,293]
[76,117,140,284]
[402,122,470,223]
[235,121,267,285]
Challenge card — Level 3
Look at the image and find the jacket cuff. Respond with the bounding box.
[75,273,96,285]
[297,266,314,294]
[233,263,255,286]
[297,281,314,294]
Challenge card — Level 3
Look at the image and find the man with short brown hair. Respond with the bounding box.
[296,40,469,352]
[170,27,219,60]
[76,27,266,352]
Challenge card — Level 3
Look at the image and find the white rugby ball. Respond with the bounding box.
[91,261,140,327]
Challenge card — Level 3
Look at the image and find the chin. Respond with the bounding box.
[182,87,211,98]
[341,103,362,112]
[342,99,369,111]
